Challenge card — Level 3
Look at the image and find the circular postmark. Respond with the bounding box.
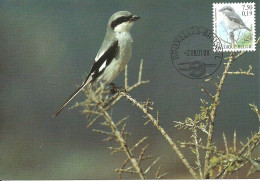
[171,26,223,79]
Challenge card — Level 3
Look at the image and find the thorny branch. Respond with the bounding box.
[102,109,145,179]
[203,36,260,178]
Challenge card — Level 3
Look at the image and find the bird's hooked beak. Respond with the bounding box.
[130,15,140,22]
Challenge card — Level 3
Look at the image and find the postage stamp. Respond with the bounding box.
[213,2,255,52]
[171,26,223,79]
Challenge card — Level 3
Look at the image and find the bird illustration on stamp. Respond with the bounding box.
[213,3,255,51]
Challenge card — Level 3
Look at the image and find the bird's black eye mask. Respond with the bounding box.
[227,8,233,11]
[111,15,133,29]
[223,7,232,12]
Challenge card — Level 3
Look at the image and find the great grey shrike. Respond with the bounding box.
[219,6,251,32]
[53,11,140,117]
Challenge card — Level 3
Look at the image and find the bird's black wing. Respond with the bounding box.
[88,40,119,84]
[226,12,246,26]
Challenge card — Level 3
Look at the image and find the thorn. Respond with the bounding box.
[92,129,114,136]
[200,85,214,101]
[138,144,149,164]
[116,116,129,126]
[144,157,160,174]
[131,136,149,151]
[222,132,228,154]
[156,110,159,123]
[144,119,151,125]
[120,123,127,136]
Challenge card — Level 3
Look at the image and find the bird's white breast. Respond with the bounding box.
[223,15,240,31]
[116,32,133,68]
[99,32,133,83]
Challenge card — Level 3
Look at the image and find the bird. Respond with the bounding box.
[53,11,140,118]
[219,6,251,32]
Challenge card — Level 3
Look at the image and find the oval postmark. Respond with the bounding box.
[171,26,223,79]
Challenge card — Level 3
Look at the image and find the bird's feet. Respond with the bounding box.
[109,83,126,94]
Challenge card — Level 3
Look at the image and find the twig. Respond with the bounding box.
[115,168,136,174]
[181,142,218,153]
[227,65,254,77]
[227,71,254,76]
[236,30,241,43]
[137,144,149,164]
[200,85,214,101]
[155,165,168,179]
[174,120,209,135]
[116,116,129,126]
[93,129,114,136]
[144,157,160,174]
[192,126,203,178]
[138,59,144,83]
[124,64,128,90]
[219,36,231,45]
[131,137,149,152]
[233,131,237,152]
[249,103,260,121]
[229,32,235,47]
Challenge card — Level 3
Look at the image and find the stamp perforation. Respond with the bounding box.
[213,2,256,52]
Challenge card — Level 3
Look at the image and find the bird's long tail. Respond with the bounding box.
[52,82,90,118]
[245,26,251,32]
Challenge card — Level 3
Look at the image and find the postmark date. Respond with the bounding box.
[184,50,210,57]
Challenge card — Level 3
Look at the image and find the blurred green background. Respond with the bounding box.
[0,0,259,179]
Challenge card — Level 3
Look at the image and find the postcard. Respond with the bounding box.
[0,0,258,179]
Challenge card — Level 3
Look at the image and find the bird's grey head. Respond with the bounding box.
[219,6,235,13]
[107,11,140,33]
